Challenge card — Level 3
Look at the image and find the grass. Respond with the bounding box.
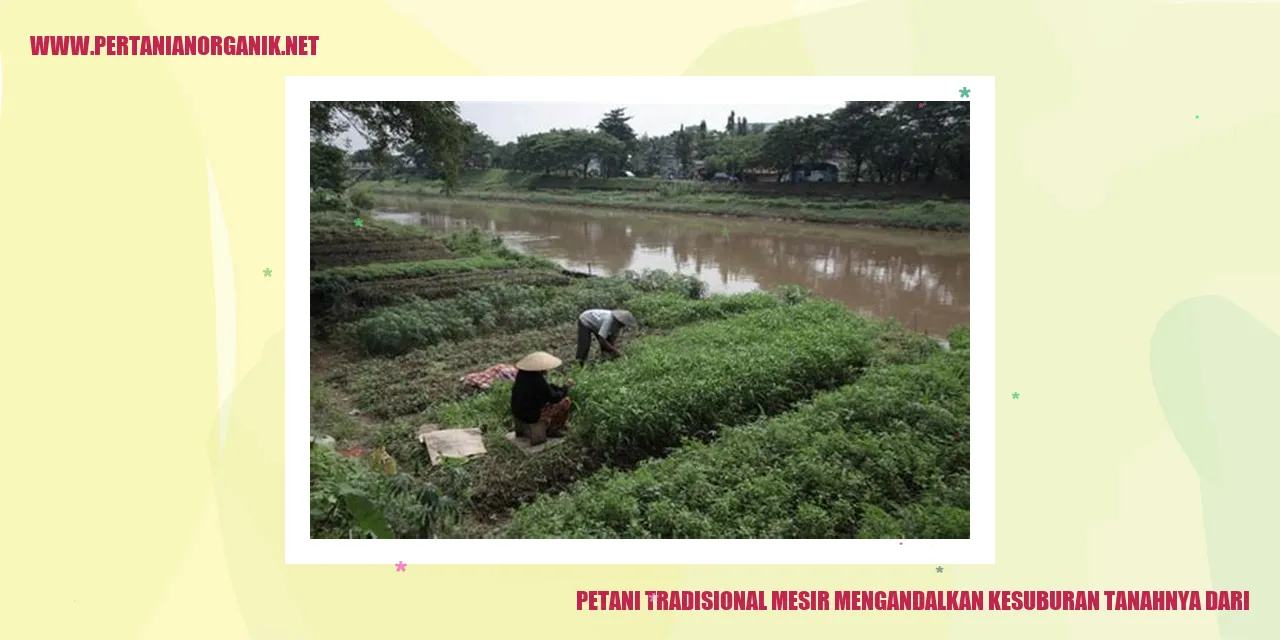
[500,333,969,539]
[363,171,970,231]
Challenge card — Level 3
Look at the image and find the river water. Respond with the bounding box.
[375,197,970,336]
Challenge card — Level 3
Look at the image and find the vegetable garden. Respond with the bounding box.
[309,211,970,539]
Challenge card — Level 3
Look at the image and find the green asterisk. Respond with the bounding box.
[1012,392,1020,399]
[354,218,364,228]
[959,87,971,98]
[263,267,273,277]
[936,566,944,573]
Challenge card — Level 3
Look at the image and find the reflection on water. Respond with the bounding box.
[375,198,970,336]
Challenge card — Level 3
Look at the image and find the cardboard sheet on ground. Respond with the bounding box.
[504,431,565,454]
[418,427,486,465]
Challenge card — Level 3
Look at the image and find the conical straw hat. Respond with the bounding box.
[613,310,636,327]
[516,351,562,372]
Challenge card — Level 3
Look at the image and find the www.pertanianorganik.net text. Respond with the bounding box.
[30,35,319,56]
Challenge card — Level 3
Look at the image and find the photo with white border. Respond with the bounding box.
[287,76,994,564]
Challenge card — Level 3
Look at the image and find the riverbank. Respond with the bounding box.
[358,171,970,231]
[309,210,971,539]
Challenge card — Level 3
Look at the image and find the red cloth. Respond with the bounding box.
[461,363,518,390]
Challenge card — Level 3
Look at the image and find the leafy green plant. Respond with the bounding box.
[625,291,784,329]
[501,343,969,539]
[568,301,888,465]
[310,443,468,539]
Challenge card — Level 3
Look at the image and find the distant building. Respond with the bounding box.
[783,162,839,183]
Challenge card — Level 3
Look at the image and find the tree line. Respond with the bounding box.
[309,101,970,193]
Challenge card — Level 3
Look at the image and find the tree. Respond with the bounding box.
[310,142,348,191]
[938,102,971,181]
[673,126,694,176]
[830,101,888,184]
[726,110,736,135]
[737,117,748,136]
[511,129,624,178]
[310,101,471,193]
[634,135,674,177]
[597,108,637,177]
[759,115,833,181]
[492,141,518,169]
[698,120,708,136]
[703,133,764,176]
[462,124,499,169]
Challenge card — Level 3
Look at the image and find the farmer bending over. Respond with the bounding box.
[576,308,636,365]
[510,351,573,444]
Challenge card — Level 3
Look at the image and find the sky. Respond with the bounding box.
[337,102,845,148]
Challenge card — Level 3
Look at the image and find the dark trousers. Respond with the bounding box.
[576,321,594,364]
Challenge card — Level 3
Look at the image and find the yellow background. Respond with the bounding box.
[2,1,1276,637]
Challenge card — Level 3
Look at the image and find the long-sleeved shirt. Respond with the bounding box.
[579,309,622,341]
[510,370,568,425]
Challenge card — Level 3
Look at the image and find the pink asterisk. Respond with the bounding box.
[395,561,407,572]
[918,102,925,108]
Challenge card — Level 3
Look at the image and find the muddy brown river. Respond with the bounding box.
[375,198,970,336]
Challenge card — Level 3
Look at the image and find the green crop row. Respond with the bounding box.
[623,288,804,330]
[311,238,457,269]
[568,301,887,465]
[311,255,539,321]
[340,270,706,356]
[501,339,970,539]
[312,255,535,288]
[344,268,575,309]
[340,290,792,420]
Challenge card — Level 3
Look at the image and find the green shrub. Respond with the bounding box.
[441,227,502,255]
[310,188,347,212]
[569,301,887,465]
[349,189,376,210]
[501,346,969,539]
[617,269,705,299]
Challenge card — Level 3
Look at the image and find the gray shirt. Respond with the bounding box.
[579,309,621,341]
